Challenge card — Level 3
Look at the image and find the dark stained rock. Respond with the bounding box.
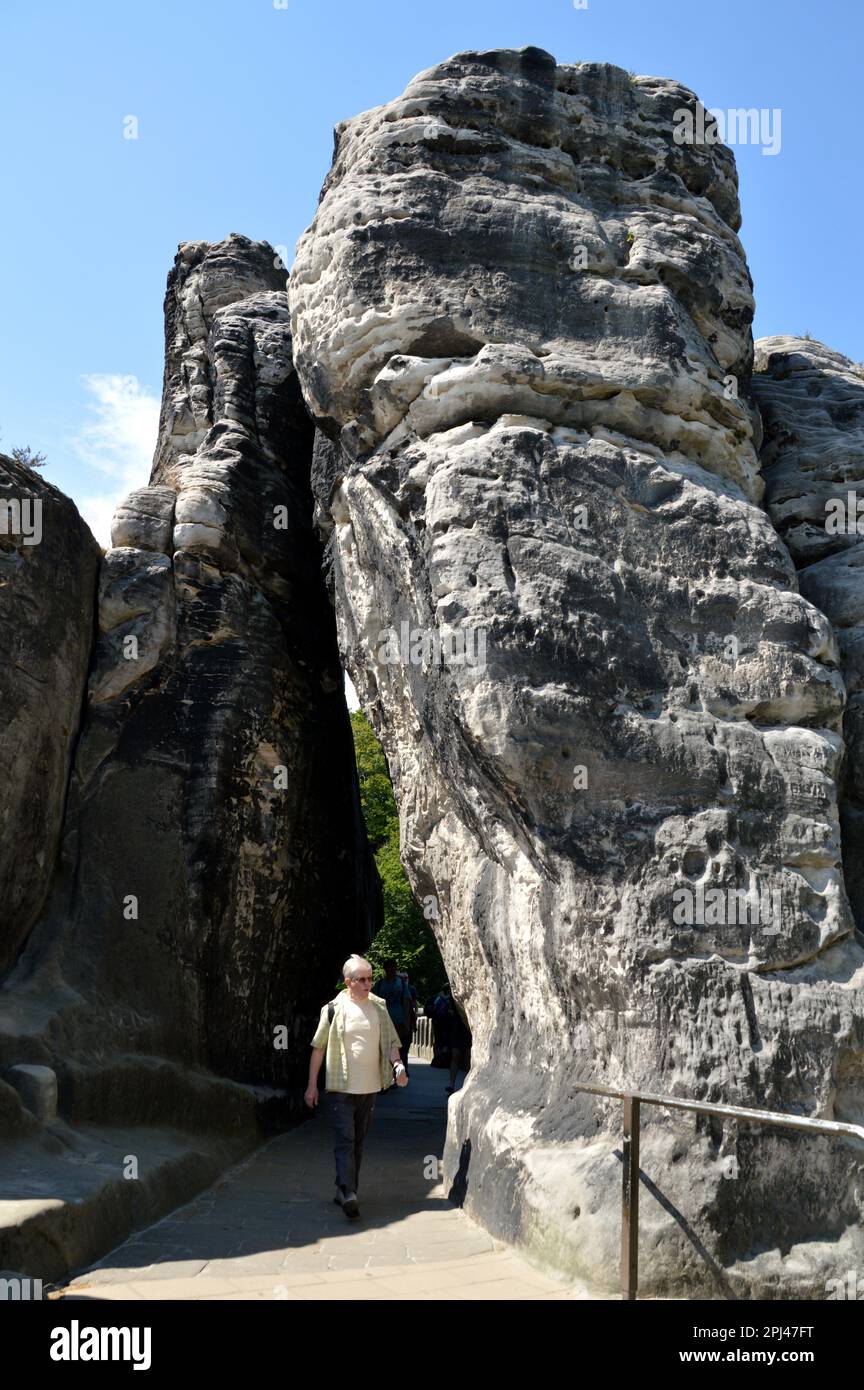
[0,453,99,979]
[1,236,380,1112]
[754,336,864,933]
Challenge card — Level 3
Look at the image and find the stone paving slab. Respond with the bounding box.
[51,1061,602,1301]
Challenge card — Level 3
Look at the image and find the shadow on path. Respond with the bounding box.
[52,1061,578,1299]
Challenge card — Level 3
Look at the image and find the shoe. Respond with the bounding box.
[334,1185,346,1207]
[341,1190,360,1218]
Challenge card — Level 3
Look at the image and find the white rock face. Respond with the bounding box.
[291,48,864,1295]
[110,487,175,553]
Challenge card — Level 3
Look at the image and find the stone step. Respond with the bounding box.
[0,1120,262,1284]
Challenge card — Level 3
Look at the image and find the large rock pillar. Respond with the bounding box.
[2,235,379,1104]
[290,49,864,1295]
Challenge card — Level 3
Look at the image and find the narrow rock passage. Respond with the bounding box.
[48,1062,594,1301]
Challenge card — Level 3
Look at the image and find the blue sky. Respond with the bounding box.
[1,0,861,547]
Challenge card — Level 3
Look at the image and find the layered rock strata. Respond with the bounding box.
[1,235,378,1105]
[291,49,864,1294]
[754,337,864,931]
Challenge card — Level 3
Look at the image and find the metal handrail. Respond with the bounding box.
[571,1078,864,1300]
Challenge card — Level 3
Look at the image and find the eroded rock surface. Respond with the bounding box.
[754,336,864,932]
[291,49,864,1294]
[2,236,379,1103]
[0,454,99,979]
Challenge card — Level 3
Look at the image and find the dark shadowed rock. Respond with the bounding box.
[0,454,99,979]
[290,50,864,1295]
[1,236,380,1113]
[754,336,864,932]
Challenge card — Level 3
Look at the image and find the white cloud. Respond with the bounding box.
[71,373,160,546]
[78,492,126,552]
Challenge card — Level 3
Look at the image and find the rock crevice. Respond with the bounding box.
[754,335,864,937]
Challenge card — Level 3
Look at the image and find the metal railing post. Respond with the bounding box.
[621,1094,640,1300]
[569,1074,864,1300]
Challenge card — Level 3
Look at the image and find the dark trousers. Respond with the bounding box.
[330,1091,376,1194]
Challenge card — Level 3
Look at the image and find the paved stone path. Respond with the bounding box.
[50,1060,596,1301]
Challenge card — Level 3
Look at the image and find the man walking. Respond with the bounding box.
[305,955,408,1219]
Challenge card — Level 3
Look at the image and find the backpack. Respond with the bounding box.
[433,993,451,1021]
[376,976,410,1016]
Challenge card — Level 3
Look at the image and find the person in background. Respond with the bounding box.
[400,971,418,1056]
[401,971,419,1017]
[305,954,407,1219]
[447,994,472,1094]
[431,984,453,1071]
[373,958,413,1076]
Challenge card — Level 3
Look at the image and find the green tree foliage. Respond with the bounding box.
[349,711,395,848]
[350,710,447,1008]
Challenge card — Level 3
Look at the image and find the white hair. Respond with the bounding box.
[342,954,372,981]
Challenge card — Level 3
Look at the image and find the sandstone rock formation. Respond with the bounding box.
[754,337,864,933]
[291,48,864,1295]
[2,47,863,1301]
[1,235,379,1114]
[0,454,99,979]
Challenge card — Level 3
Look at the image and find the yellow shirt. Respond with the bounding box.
[341,997,381,1094]
[311,992,402,1093]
